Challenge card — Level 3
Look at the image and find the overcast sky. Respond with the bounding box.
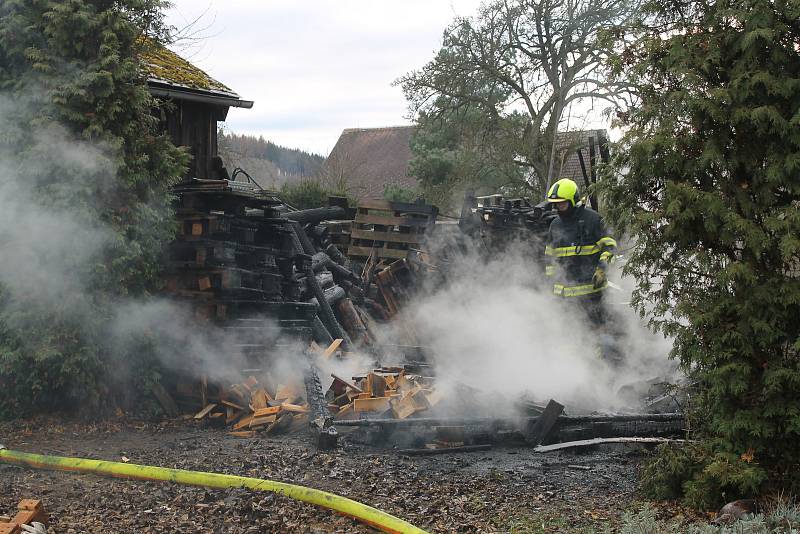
[164,1,484,156]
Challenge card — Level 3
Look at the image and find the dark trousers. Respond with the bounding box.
[579,292,606,329]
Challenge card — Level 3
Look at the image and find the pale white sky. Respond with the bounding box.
[164,1,484,156]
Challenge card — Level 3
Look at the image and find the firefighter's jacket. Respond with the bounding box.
[545,204,616,297]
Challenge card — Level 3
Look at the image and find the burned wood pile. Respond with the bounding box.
[191,373,310,438]
[328,366,443,421]
[161,179,443,446]
[167,179,317,342]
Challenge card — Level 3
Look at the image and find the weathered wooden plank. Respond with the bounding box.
[321,339,343,359]
[280,403,310,413]
[194,403,217,420]
[331,373,363,393]
[350,228,423,244]
[353,397,392,412]
[353,213,431,227]
[253,406,281,417]
[151,383,179,417]
[525,399,564,446]
[347,246,408,259]
[357,199,438,215]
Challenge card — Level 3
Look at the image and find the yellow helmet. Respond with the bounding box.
[547,178,579,207]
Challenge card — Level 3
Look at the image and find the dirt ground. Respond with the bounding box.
[0,417,696,533]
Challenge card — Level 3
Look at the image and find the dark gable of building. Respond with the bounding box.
[141,44,253,180]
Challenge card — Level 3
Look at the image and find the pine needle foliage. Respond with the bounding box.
[0,0,187,416]
[601,0,800,506]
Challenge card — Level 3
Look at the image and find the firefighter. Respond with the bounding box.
[544,178,617,330]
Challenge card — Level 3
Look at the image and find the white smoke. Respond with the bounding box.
[390,232,678,415]
[0,91,296,408]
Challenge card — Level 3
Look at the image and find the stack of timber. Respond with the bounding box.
[328,367,443,421]
[168,178,316,340]
[347,199,438,263]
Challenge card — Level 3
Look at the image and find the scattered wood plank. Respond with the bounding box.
[265,413,294,434]
[193,403,217,420]
[225,406,241,424]
[151,383,179,417]
[249,415,277,428]
[331,373,362,393]
[221,399,245,411]
[390,394,419,419]
[232,415,254,430]
[251,389,269,410]
[525,399,564,446]
[353,397,392,413]
[321,339,343,359]
[253,406,281,417]
[281,403,310,414]
[336,403,354,419]
[367,373,387,397]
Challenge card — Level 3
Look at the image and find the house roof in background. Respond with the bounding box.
[325,126,418,199]
[555,129,609,188]
[141,44,253,108]
[325,126,608,201]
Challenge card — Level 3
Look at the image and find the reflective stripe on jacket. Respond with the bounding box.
[545,204,616,298]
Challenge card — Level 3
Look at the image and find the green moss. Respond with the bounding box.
[139,41,233,93]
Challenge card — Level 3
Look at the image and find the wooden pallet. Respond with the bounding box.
[347,199,437,262]
[0,500,47,534]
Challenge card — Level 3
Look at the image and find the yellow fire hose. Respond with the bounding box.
[0,446,429,534]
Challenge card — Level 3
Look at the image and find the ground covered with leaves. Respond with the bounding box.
[0,418,709,533]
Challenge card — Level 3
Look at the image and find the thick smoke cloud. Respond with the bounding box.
[0,92,284,403]
[394,234,677,414]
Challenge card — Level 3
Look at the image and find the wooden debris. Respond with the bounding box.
[250,389,269,410]
[321,339,343,359]
[353,397,392,413]
[249,415,277,428]
[331,373,362,393]
[524,399,564,446]
[193,403,217,420]
[232,415,254,430]
[151,383,179,417]
[281,403,310,414]
[220,399,245,412]
[0,499,48,534]
[253,406,281,417]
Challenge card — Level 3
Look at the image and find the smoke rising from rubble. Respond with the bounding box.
[0,92,274,406]
[395,234,676,414]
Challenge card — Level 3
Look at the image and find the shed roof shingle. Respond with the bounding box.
[140,43,251,107]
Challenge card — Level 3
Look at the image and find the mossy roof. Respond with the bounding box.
[141,44,241,99]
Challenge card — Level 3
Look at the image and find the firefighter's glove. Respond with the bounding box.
[592,266,607,289]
